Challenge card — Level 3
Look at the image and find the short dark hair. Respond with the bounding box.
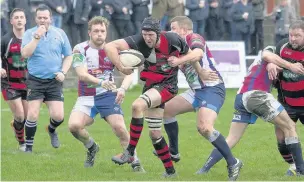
[35,4,52,17]
[10,8,26,19]
[289,20,304,31]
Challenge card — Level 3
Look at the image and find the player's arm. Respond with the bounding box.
[104,39,130,73]
[1,37,7,78]
[115,71,134,104]
[73,52,102,86]
[263,51,304,75]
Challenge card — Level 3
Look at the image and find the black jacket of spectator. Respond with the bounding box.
[186,0,209,21]
[63,0,91,24]
[44,0,66,16]
[110,0,132,20]
[220,0,233,22]
[131,0,150,22]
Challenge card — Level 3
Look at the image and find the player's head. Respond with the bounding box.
[35,4,52,30]
[289,20,304,49]
[141,17,161,48]
[10,8,26,31]
[88,16,109,47]
[170,16,193,38]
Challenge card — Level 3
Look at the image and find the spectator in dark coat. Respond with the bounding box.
[220,0,234,40]
[231,0,254,54]
[63,0,91,47]
[250,0,265,55]
[131,0,150,34]
[186,0,209,37]
[109,0,134,38]
[207,0,224,40]
[44,0,67,28]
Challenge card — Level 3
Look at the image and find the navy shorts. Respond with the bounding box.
[183,83,225,113]
[72,92,123,119]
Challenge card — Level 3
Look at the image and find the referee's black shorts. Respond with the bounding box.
[26,74,64,102]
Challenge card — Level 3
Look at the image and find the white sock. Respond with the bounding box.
[290,163,296,170]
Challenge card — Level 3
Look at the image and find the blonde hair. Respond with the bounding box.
[88,16,109,31]
[170,16,193,30]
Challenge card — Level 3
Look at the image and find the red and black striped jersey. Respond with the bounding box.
[1,32,27,90]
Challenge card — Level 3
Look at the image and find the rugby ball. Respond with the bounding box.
[119,49,145,67]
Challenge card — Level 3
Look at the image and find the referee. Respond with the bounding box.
[21,5,72,152]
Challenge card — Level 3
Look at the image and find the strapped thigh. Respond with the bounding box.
[139,94,152,108]
[145,117,162,130]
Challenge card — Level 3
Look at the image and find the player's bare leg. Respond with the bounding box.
[196,107,242,181]
[112,88,176,177]
[275,125,297,176]
[160,95,194,162]
[106,114,145,172]
[68,111,99,167]
[7,98,27,151]
[271,111,304,175]
[198,122,248,175]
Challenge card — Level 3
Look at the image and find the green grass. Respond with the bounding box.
[1,88,304,181]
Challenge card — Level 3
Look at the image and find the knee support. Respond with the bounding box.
[146,117,162,131]
[163,117,177,125]
[139,94,152,108]
[208,130,220,142]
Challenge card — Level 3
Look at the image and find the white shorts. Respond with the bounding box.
[242,90,284,122]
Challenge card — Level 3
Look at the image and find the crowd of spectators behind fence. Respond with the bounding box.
[1,0,304,55]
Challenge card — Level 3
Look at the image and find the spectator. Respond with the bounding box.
[231,0,254,54]
[186,0,209,37]
[109,0,134,38]
[63,0,91,47]
[273,0,297,45]
[131,0,150,34]
[207,0,224,40]
[1,0,9,36]
[44,0,67,28]
[167,0,184,30]
[151,0,169,31]
[220,0,234,40]
[250,0,265,55]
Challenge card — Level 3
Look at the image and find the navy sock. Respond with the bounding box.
[164,120,179,155]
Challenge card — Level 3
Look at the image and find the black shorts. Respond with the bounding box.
[26,74,64,102]
[283,104,304,124]
[2,89,27,101]
[142,83,177,109]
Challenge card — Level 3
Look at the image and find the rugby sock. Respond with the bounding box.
[48,118,64,133]
[153,136,175,174]
[13,119,25,144]
[127,117,144,156]
[84,137,94,148]
[84,138,97,152]
[164,119,179,155]
[278,142,294,164]
[25,120,37,150]
[209,130,236,166]
[285,137,304,173]
[202,148,223,171]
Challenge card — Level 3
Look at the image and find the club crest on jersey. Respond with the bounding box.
[161,63,171,71]
[104,57,110,63]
